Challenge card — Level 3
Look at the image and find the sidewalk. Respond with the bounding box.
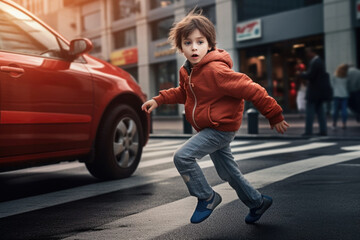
[150,114,360,140]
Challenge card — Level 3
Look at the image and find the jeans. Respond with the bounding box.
[173,128,263,209]
[332,97,348,126]
[305,101,327,135]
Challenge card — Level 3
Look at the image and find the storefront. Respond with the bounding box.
[356,0,360,68]
[110,47,139,81]
[239,35,324,112]
[151,60,178,116]
[149,37,178,116]
[235,3,324,112]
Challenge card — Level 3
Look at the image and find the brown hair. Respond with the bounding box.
[168,9,216,51]
[335,64,349,78]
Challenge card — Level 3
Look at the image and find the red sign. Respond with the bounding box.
[236,19,261,42]
[357,1,360,19]
[110,48,138,66]
[237,22,258,34]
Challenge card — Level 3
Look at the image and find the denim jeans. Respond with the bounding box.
[332,97,348,126]
[305,101,327,135]
[173,128,263,209]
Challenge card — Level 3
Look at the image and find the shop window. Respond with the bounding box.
[113,0,136,20]
[240,35,324,112]
[357,28,360,69]
[82,11,101,31]
[202,5,216,25]
[114,27,137,49]
[237,0,323,21]
[240,47,268,89]
[151,17,174,40]
[150,0,174,9]
[154,61,178,116]
[123,66,138,82]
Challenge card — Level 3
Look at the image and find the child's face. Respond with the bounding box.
[181,29,211,66]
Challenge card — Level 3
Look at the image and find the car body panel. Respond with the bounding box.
[0,0,149,172]
[0,51,94,158]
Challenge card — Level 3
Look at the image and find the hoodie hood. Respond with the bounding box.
[183,48,233,75]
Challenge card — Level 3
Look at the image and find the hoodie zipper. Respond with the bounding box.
[188,70,200,129]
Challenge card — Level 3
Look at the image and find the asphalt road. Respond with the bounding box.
[0,138,359,240]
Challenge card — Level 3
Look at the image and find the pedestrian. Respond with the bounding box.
[347,65,360,122]
[331,64,349,129]
[295,59,307,114]
[298,47,332,136]
[141,9,289,224]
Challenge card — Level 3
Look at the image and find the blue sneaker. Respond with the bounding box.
[190,191,222,224]
[245,195,273,224]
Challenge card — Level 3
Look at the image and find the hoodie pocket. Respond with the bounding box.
[195,105,219,129]
[207,105,220,127]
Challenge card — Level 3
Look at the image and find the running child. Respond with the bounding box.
[142,10,289,224]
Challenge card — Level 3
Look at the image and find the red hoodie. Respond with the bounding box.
[153,49,284,132]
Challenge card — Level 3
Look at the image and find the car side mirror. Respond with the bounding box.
[69,38,93,60]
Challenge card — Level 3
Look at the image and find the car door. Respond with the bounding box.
[0,2,94,157]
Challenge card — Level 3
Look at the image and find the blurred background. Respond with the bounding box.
[12,0,360,118]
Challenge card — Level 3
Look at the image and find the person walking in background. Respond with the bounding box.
[347,65,360,122]
[331,64,349,130]
[295,59,307,115]
[142,9,289,225]
[298,47,332,136]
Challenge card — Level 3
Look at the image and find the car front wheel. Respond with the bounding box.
[86,104,143,180]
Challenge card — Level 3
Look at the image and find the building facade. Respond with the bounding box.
[14,0,360,116]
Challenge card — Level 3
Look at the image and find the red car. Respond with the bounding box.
[0,0,150,179]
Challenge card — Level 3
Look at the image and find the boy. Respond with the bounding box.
[141,10,289,224]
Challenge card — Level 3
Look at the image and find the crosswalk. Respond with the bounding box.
[1,138,360,239]
[63,139,360,240]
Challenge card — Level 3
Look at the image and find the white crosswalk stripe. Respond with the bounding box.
[144,140,250,152]
[142,149,178,158]
[139,141,290,169]
[144,140,186,149]
[230,141,290,153]
[140,142,333,169]
[0,161,84,176]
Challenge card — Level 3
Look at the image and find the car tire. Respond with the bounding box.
[86,104,143,180]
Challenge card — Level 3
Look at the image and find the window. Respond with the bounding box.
[82,11,100,31]
[202,5,216,25]
[123,66,138,82]
[114,28,137,49]
[151,17,174,40]
[0,2,64,58]
[154,61,178,116]
[357,28,360,69]
[113,0,136,20]
[150,0,174,9]
[237,0,323,21]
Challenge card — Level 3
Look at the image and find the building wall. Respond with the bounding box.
[14,0,359,114]
[324,0,357,74]
[235,4,324,49]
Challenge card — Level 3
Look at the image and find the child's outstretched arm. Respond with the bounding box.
[271,120,290,134]
[141,99,158,113]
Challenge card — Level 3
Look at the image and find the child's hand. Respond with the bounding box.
[141,99,158,113]
[271,120,290,134]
